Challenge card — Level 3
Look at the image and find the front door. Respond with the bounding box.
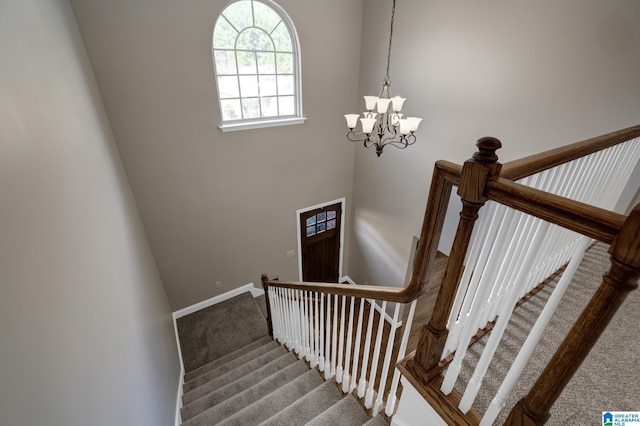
[299,202,342,282]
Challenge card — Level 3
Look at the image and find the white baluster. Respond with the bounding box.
[331,294,338,378]
[358,300,377,398]
[311,291,319,367]
[336,295,346,383]
[481,237,590,426]
[351,298,366,392]
[365,301,387,409]
[385,299,417,416]
[374,303,401,415]
[304,290,311,361]
[325,293,333,378]
[459,221,549,413]
[318,293,325,372]
[444,202,500,355]
[342,296,355,393]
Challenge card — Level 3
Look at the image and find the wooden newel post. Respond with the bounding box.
[503,205,640,426]
[261,273,274,337]
[408,137,502,383]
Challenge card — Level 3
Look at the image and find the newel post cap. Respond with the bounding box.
[472,137,502,164]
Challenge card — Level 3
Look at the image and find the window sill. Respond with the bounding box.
[219,117,307,133]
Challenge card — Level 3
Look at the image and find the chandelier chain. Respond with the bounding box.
[385,0,396,79]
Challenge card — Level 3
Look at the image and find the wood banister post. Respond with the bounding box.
[261,273,274,337]
[503,205,640,426]
[408,137,502,383]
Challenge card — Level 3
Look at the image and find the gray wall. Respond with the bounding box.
[0,0,179,425]
[349,0,640,287]
[70,0,363,310]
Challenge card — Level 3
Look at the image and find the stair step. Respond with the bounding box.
[177,292,269,373]
[364,414,389,426]
[184,336,272,382]
[181,354,303,421]
[184,368,324,426]
[182,346,287,405]
[184,340,279,392]
[304,394,370,426]
[257,380,344,426]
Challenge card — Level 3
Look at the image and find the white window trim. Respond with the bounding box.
[213,0,305,132]
[219,116,306,133]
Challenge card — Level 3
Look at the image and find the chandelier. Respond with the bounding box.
[344,0,422,157]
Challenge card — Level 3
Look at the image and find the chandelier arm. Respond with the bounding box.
[346,130,368,143]
[384,134,417,149]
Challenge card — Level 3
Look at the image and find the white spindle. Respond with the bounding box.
[374,302,401,415]
[311,291,319,367]
[318,293,325,372]
[331,294,338,378]
[385,299,417,416]
[459,220,549,413]
[351,298,366,392]
[445,202,504,355]
[481,237,590,426]
[445,202,499,354]
[365,301,387,409]
[342,296,356,393]
[358,300,377,398]
[325,293,332,378]
[305,291,312,363]
[336,295,346,383]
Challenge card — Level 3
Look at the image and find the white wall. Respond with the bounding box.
[349,0,640,287]
[69,0,364,310]
[0,0,179,424]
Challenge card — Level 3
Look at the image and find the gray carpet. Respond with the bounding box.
[177,292,270,373]
[177,290,387,425]
[455,243,640,425]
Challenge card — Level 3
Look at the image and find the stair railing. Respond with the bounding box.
[261,278,416,416]
[262,124,640,424]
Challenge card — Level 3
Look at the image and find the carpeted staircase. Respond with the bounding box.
[176,292,389,426]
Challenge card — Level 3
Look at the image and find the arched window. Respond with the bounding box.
[213,0,304,132]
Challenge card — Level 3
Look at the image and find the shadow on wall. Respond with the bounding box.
[353,209,414,288]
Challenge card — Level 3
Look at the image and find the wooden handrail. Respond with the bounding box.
[487,177,626,244]
[501,124,640,180]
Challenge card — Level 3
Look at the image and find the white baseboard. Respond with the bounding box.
[342,275,403,329]
[172,282,264,425]
[173,283,264,320]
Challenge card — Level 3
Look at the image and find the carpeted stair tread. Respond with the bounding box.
[182,346,287,405]
[363,414,390,426]
[184,336,273,382]
[304,394,371,426]
[184,340,279,391]
[185,368,324,426]
[181,354,304,421]
[177,292,269,373]
[256,379,344,426]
